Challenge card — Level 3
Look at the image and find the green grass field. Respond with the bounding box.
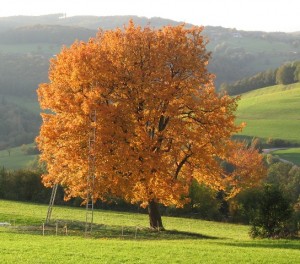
[236,83,300,143]
[0,200,299,263]
[272,148,300,166]
[0,144,37,170]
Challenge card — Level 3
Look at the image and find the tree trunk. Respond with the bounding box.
[148,199,165,230]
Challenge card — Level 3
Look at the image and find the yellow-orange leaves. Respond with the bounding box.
[37,21,265,208]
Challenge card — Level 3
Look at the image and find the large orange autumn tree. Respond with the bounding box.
[37,21,265,229]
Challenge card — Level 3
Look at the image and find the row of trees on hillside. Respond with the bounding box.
[276,61,300,85]
[221,61,300,95]
[1,154,299,237]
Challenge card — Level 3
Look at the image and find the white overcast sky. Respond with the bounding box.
[0,0,299,32]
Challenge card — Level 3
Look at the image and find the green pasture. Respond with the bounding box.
[236,83,300,143]
[0,144,37,170]
[272,148,300,166]
[0,200,299,263]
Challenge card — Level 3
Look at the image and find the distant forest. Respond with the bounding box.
[0,14,299,149]
[221,61,300,95]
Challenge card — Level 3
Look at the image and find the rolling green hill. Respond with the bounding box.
[0,144,38,169]
[236,82,300,143]
[272,147,300,165]
[0,94,41,150]
[1,14,299,158]
[1,14,299,87]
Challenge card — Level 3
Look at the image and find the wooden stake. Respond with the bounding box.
[64,224,68,236]
[135,226,137,239]
[56,222,58,236]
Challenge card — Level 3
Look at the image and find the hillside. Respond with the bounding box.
[236,82,300,144]
[0,14,187,32]
[0,14,299,150]
[1,14,299,86]
[0,96,40,149]
[0,144,38,169]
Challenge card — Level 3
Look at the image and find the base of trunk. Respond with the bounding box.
[148,200,165,230]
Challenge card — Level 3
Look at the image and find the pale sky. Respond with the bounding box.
[0,0,299,32]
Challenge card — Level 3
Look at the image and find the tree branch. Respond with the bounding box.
[174,153,192,179]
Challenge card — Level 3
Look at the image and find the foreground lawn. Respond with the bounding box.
[0,200,299,263]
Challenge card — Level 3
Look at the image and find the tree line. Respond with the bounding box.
[0,153,299,237]
[221,60,300,95]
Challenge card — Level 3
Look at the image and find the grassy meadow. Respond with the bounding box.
[0,199,299,263]
[236,83,300,143]
[0,144,37,170]
[272,148,300,166]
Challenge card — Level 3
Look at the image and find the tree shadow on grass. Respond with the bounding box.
[9,220,219,240]
[215,240,300,251]
[117,228,219,240]
[65,221,219,240]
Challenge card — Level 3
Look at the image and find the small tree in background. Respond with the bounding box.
[294,61,300,82]
[276,62,296,85]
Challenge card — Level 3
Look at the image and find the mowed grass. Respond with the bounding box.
[272,148,300,166]
[236,83,300,143]
[0,144,37,169]
[0,200,299,263]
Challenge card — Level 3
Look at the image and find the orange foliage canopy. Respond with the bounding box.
[37,21,265,208]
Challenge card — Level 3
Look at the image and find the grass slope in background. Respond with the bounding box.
[0,144,37,169]
[0,200,299,264]
[236,83,300,143]
[272,148,300,166]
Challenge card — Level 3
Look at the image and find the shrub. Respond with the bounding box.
[164,181,223,221]
[0,168,50,202]
[228,187,261,224]
[249,184,297,238]
[21,144,40,155]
